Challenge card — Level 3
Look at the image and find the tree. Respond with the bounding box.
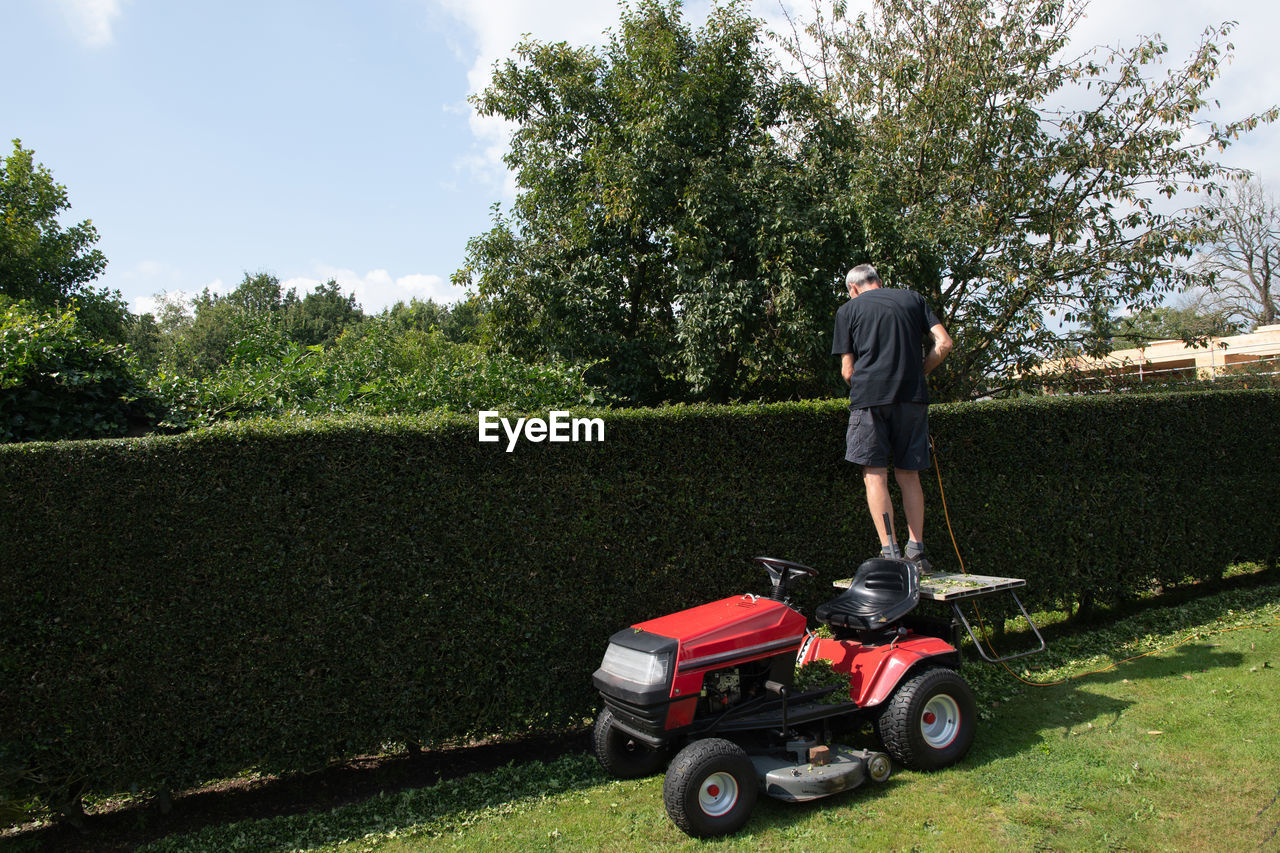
[439,297,486,344]
[170,273,366,375]
[456,0,859,404]
[125,292,195,373]
[283,279,364,347]
[1196,175,1279,330]
[181,275,282,375]
[787,0,1277,399]
[1110,294,1239,346]
[381,296,485,343]
[0,140,126,342]
[223,271,285,316]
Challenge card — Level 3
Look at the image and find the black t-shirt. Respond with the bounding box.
[831,288,941,408]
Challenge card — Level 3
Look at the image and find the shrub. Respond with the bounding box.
[0,301,158,442]
[1,390,1276,823]
[152,323,598,429]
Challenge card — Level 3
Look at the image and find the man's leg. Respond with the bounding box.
[895,467,925,549]
[863,466,898,554]
[888,403,931,563]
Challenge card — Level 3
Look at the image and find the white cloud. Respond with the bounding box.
[127,266,460,317]
[129,279,228,319]
[119,259,183,288]
[55,0,125,47]
[131,291,190,319]
[122,261,227,316]
[131,294,165,316]
[284,265,468,313]
[433,0,622,198]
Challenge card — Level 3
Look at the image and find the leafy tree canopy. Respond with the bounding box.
[283,279,365,348]
[787,0,1277,398]
[1110,300,1240,347]
[161,273,365,376]
[0,140,126,342]
[456,0,861,404]
[381,296,486,344]
[154,315,596,430]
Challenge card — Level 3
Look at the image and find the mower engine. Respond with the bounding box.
[702,667,743,711]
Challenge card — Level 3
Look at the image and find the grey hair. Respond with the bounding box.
[846,264,881,289]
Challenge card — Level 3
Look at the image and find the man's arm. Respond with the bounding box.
[924,323,953,375]
[841,352,855,385]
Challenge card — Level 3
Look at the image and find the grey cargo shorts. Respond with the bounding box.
[845,403,930,470]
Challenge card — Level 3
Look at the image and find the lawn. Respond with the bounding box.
[132,576,1280,853]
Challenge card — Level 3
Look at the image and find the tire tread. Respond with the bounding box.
[662,738,757,837]
[875,666,975,770]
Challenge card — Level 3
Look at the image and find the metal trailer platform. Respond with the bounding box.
[832,571,1046,663]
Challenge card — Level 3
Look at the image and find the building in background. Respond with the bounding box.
[1042,325,1280,387]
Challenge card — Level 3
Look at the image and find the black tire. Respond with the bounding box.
[662,738,758,838]
[875,666,976,770]
[591,707,668,779]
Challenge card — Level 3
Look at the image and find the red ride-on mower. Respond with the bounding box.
[590,554,1044,837]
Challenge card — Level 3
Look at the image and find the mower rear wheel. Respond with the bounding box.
[875,667,976,771]
[592,707,668,779]
[663,738,758,838]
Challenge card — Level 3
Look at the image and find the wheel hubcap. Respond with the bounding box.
[699,771,739,816]
[920,694,960,748]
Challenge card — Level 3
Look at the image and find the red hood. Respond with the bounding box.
[636,595,807,672]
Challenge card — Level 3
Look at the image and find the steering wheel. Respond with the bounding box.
[753,556,818,599]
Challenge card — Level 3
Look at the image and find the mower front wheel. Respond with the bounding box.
[592,707,668,779]
[662,738,758,838]
[876,666,976,771]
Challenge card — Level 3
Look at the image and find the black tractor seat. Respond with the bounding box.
[815,557,920,633]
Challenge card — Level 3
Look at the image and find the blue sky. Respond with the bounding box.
[4,0,1278,317]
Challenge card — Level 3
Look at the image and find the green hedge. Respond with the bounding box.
[2,391,1278,817]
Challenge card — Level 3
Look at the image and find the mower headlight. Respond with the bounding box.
[600,643,672,687]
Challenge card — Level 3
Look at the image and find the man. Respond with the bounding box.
[831,264,953,567]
